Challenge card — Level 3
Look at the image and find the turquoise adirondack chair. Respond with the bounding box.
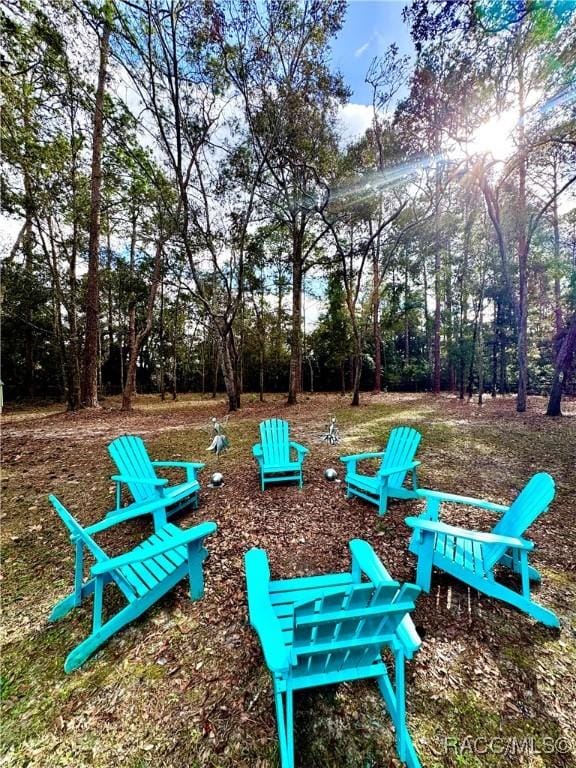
[245,540,422,768]
[252,418,309,491]
[405,472,559,627]
[108,435,204,524]
[49,494,217,672]
[340,426,422,515]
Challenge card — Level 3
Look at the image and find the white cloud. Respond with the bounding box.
[337,103,374,146]
[354,42,370,58]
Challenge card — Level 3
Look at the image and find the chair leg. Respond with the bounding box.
[63,599,136,673]
[187,547,206,601]
[274,682,294,768]
[152,506,168,531]
[49,569,108,622]
[378,490,389,516]
[415,557,433,593]
[395,650,406,762]
[377,659,421,768]
[500,551,541,582]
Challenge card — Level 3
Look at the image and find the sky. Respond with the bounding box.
[332,0,415,144]
[301,1,415,326]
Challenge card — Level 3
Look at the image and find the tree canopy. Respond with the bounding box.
[2,0,575,413]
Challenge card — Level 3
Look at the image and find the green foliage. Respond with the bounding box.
[1,0,574,406]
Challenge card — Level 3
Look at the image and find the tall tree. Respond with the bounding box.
[221,0,347,404]
[82,3,112,407]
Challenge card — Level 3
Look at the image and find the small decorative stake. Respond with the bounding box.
[210,472,224,487]
[320,417,340,445]
[205,416,230,456]
[324,468,338,481]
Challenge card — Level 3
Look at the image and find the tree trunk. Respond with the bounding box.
[373,240,381,392]
[351,352,361,406]
[122,305,138,411]
[516,56,528,413]
[552,158,563,335]
[22,177,35,399]
[287,242,303,405]
[44,217,68,403]
[219,328,240,411]
[82,20,110,408]
[422,256,432,386]
[433,166,442,394]
[546,314,576,416]
[477,296,484,405]
[491,298,499,397]
[121,237,164,411]
[67,112,82,410]
[467,288,484,399]
[404,258,410,367]
[259,342,265,402]
[159,273,165,400]
[433,252,441,393]
[212,343,220,398]
[106,221,113,360]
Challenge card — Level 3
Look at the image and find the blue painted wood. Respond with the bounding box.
[251,418,309,491]
[340,426,422,515]
[108,435,205,523]
[406,472,559,627]
[245,540,422,768]
[48,494,217,672]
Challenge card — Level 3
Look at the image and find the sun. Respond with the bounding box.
[468,110,518,160]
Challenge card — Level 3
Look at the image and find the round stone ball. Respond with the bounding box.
[211,472,224,487]
[324,468,338,481]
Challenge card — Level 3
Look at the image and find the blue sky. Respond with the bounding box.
[331,0,414,106]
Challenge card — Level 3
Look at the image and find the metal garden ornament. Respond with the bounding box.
[206,416,230,456]
[320,417,340,445]
[210,472,224,487]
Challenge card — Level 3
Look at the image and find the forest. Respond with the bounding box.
[2,5,576,767]
[1,0,575,415]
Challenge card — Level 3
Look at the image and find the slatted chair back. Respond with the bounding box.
[483,472,555,570]
[378,426,422,489]
[260,418,290,466]
[291,581,420,679]
[108,435,160,504]
[49,495,108,563]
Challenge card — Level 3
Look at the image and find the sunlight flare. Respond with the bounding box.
[468,110,518,160]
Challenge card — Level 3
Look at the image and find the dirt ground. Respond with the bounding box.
[1,392,575,768]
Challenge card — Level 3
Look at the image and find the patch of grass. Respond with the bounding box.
[2,393,575,767]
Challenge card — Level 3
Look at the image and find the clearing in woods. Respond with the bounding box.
[1,393,575,768]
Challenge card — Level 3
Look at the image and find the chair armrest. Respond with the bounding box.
[91,522,217,575]
[86,498,171,534]
[245,548,290,673]
[349,539,399,586]
[380,460,420,477]
[290,441,309,455]
[152,461,205,469]
[111,474,169,487]
[152,461,205,482]
[416,488,509,515]
[340,451,385,464]
[252,443,263,458]
[405,517,533,550]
